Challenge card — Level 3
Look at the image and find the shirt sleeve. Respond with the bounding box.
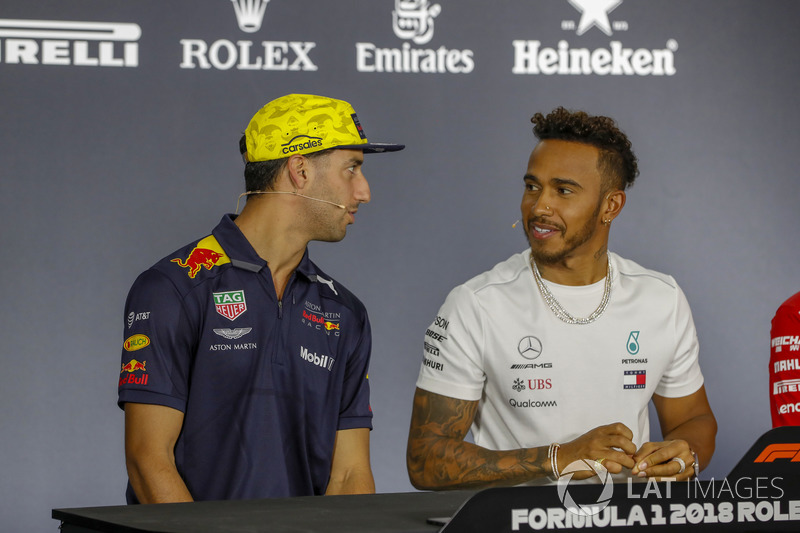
[117,269,194,412]
[654,283,705,398]
[337,309,373,430]
[415,284,486,401]
[769,294,800,427]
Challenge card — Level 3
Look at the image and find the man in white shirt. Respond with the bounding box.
[407,107,717,489]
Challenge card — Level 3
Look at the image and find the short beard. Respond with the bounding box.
[525,200,603,266]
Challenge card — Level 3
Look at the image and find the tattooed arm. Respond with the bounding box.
[406,387,552,490]
[406,387,639,490]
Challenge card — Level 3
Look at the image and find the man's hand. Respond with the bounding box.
[558,423,637,479]
[634,387,717,480]
[632,440,695,481]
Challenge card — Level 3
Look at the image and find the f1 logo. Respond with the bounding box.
[753,443,800,463]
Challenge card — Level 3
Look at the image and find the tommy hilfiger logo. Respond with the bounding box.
[623,370,646,389]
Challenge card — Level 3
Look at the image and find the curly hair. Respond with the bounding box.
[531,107,638,190]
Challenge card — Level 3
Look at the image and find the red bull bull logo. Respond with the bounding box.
[123,334,150,352]
[121,359,147,373]
[324,321,339,331]
[172,247,226,278]
[119,359,148,386]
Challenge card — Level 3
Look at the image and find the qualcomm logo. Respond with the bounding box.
[512,0,678,76]
[356,0,474,74]
[0,18,140,67]
[180,0,317,71]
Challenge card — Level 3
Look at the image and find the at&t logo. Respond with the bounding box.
[180,0,317,71]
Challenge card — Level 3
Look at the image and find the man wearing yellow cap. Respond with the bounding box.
[118,94,404,503]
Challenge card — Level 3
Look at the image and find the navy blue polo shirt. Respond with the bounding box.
[118,215,372,502]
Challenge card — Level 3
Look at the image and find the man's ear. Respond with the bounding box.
[603,189,626,223]
[285,154,310,191]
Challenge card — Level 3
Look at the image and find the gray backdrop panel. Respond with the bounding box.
[1,1,797,531]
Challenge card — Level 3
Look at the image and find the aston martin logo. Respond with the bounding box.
[213,327,253,340]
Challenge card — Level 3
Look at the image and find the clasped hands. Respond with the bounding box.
[557,423,696,481]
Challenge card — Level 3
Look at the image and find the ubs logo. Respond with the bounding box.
[518,336,543,360]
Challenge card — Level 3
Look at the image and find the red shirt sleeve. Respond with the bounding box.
[770,291,800,427]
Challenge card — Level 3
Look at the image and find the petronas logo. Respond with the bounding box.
[626,331,640,355]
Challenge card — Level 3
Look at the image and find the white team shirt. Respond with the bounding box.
[416,250,704,481]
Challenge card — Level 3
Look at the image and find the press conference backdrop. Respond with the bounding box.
[1,1,798,531]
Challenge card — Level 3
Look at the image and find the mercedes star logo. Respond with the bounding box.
[518,336,543,360]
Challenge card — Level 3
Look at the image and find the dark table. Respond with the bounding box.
[53,490,474,533]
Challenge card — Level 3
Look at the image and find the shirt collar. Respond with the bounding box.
[212,214,317,279]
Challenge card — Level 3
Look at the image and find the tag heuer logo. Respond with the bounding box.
[213,290,247,321]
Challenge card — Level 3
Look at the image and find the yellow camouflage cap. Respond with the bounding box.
[243,94,404,162]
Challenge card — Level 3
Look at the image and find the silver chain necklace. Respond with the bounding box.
[529,254,613,325]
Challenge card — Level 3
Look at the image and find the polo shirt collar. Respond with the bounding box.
[212,214,317,279]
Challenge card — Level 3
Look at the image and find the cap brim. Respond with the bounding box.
[335,142,405,154]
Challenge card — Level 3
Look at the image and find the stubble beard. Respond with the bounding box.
[526,201,603,266]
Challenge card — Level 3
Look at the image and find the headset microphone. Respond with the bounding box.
[236,190,347,213]
[512,220,520,228]
[291,192,346,210]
